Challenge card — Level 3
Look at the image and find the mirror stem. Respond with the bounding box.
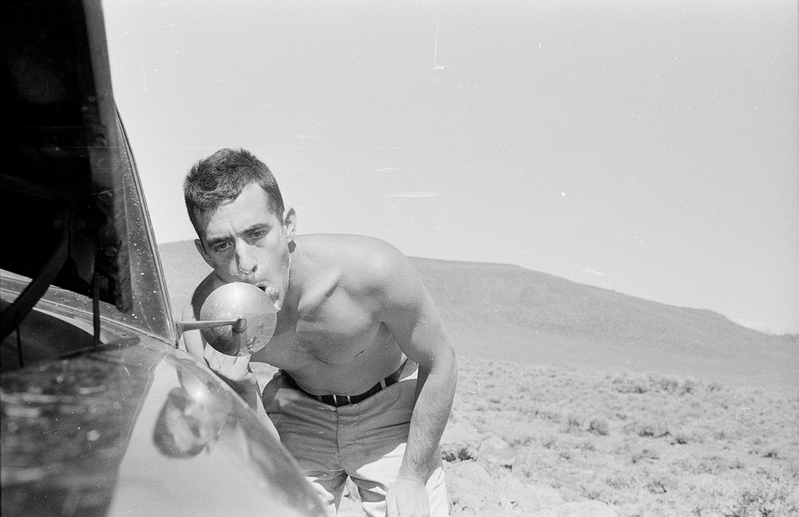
[175,317,245,338]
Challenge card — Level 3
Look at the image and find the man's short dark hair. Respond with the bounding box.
[184,148,285,235]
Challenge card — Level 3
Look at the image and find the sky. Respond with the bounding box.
[102,0,799,334]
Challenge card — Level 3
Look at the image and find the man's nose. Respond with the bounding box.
[236,244,258,274]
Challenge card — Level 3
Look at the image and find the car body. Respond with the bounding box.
[0,1,325,515]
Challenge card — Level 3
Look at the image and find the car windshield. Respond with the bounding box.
[0,111,175,345]
[108,110,175,342]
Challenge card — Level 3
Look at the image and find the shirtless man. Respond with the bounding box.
[180,148,457,517]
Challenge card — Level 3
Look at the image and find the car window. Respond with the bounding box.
[106,111,175,343]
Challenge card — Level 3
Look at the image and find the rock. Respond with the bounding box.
[478,434,518,470]
[445,462,495,515]
[444,460,572,516]
[441,421,482,462]
[525,483,565,511]
[532,500,619,517]
[447,461,493,485]
[492,474,564,514]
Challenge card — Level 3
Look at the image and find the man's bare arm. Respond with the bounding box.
[366,246,458,515]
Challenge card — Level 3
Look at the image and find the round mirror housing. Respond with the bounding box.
[199,282,277,356]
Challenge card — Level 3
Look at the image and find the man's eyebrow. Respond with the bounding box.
[245,223,271,233]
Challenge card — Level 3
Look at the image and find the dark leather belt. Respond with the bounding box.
[281,360,408,407]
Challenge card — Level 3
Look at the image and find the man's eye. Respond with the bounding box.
[249,230,266,242]
[214,242,231,253]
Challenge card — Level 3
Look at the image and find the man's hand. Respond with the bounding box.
[202,344,253,383]
[386,477,429,517]
[182,314,265,415]
[197,340,279,440]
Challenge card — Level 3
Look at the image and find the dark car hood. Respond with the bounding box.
[1,0,135,313]
[1,310,325,517]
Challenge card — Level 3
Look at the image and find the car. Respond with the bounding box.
[0,1,326,515]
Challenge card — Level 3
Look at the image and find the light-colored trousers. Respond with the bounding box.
[263,366,449,517]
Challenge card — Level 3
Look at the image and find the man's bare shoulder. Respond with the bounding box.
[296,233,397,252]
[298,233,410,271]
[296,234,418,295]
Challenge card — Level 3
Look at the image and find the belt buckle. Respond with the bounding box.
[332,394,353,407]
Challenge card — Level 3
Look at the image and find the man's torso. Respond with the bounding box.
[197,234,407,395]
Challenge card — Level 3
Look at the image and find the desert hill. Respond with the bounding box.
[159,240,797,393]
[410,257,798,392]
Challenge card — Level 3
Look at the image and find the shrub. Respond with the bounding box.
[723,467,799,517]
[561,414,584,433]
[670,431,693,445]
[503,428,537,448]
[588,418,610,436]
[623,420,669,438]
[542,435,558,449]
[680,378,698,395]
[653,375,680,394]
[631,447,660,464]
[612,374,649,394]
[646,478,668,494]
[605,473,633,490]
[637,421,669,438]
[707,381,724,393]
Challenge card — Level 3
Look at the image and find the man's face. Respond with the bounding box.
[195,182,294,311]
[162,383,229,455]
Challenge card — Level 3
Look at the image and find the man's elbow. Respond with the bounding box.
[429,340,458,386]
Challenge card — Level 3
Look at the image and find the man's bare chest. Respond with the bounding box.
[255,293,391,368]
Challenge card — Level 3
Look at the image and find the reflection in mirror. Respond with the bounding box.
[152,370,233,458]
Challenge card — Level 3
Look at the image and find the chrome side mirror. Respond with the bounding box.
[175,282,277,356]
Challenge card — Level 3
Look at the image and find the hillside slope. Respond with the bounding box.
[159,241,797,392]
[410,258,797,392]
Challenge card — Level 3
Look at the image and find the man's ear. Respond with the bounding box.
[194,239,214,268]
[283,207,297,243]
